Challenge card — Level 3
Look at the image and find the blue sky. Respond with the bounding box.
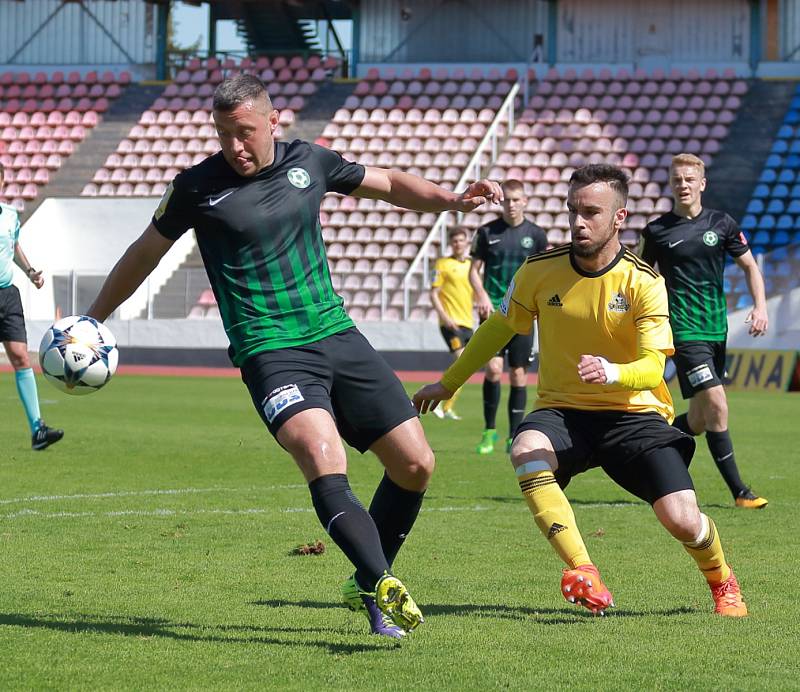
[171,1,245,52]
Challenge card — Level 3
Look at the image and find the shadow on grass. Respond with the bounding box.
[254,599,698,624]
[0,612,393,654]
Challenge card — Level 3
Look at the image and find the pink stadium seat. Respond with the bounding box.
[21,183,38,200]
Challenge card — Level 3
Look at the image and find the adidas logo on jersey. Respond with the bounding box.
[607,292,630,313]
[547,294,563,307]
[548,523,567,539]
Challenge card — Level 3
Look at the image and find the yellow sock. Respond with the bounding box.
[682,514,731,584]
[442,387,461,413]
[517,464,591,569]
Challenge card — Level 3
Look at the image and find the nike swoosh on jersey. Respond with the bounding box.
[208,190,236,206]
[668,239,685,248]
[488,238,502,244]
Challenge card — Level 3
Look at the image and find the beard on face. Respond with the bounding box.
[571,220,617,258]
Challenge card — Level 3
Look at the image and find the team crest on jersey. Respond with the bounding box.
[287,167,311,189]
[703,230,719,246]
[607,291,630,313]
[521,236,534,249]
[499,278,515,316]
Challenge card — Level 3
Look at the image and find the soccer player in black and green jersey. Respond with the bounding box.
[470,179,547,454]
[87,74,503,638]
[640,153,769,509]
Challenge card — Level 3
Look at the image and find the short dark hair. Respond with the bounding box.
[448,226,469,240]
[213,73,271,112]
[569,164,629,205]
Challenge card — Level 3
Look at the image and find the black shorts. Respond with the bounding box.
[516,408,696,505]
[439,324,473,353]
[673,340,726,399]
[0,285,27,343]
[499,331,535,368]
[481,317,535,368]
[240,327,418,453]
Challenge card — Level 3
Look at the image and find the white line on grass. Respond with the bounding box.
[0,502,633,521]
[0,485,307,506]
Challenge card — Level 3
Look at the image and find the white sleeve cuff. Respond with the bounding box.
[597,356,619,385]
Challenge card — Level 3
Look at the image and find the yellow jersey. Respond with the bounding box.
[431,256,474,328]
[498,245,675,419]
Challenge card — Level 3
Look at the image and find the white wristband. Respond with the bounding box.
[596,356,619,385]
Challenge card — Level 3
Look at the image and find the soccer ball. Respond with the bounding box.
[39,315,119,395]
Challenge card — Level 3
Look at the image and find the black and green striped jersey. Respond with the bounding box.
[471,217,547,307]
[152,140,365,365]
[640,208,749,343]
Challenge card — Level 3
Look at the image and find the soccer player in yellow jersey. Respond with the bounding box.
[430,226,474,420]
[413,164,747,617]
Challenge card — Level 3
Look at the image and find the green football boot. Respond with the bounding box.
[476,429,498,454]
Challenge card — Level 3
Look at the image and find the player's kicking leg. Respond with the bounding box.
[277,409,424,635]
[241,338,426,638]
[339,417,431,636]
[510,425,614,615]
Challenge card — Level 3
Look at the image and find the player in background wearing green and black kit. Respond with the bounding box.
[87,74,503,638]
[640,153,768,509]
[470,180,547,454]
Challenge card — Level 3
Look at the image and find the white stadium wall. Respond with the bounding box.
[0,0,157,66]
[17,198,194,322]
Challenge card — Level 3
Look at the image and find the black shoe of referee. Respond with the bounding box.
[32,421,64,451]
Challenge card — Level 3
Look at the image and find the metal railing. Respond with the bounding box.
[52,268,212,320]
[400,82,519,319]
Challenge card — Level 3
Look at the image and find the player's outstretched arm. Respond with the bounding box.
[353,167,503,213]
[87,224,175,321]
[412,313,516,413]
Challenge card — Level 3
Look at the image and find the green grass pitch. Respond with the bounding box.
[0,372,798,690]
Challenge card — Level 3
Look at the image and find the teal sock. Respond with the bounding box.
[15,368,42,433]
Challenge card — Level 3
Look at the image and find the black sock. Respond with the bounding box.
[706,430,747,498]
[483,379,501,429]
[369,473,425,567]
[672,413,698,436]
[308,473,389,591]
[508,385,527,439]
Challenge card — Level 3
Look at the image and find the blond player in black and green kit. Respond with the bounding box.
[87,74,503,639]
[641,153,768,509]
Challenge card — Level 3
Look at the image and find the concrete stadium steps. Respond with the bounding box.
[704,80,798,221]
[288,81,355,143]
[20,83,164,221]
[142,244,206,319]
[239,3,315,54]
